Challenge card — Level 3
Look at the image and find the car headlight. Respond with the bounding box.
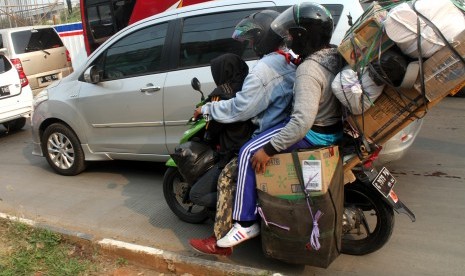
[33,89,49,109]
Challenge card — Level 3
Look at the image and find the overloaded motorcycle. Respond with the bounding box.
[163,77,415,255]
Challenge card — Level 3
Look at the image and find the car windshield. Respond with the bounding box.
[0,55,12,73]
[11,28,64,54]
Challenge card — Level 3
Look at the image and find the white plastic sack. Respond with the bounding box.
[331,66,385,115]
[385,0,465,58]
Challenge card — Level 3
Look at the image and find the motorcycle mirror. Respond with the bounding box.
[191,77,201,91]
[191,77,205,101]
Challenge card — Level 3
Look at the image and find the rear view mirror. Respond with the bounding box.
[191,77,205,101]
[83,65,103,84]
[191,77,201,92]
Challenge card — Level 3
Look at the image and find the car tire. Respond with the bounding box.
[3,117,26,132]
[41,123,86,176]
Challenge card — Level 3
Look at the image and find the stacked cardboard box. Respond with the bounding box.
[338,2,394,69]
[413,30,465,101]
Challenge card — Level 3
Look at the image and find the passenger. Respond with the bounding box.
[189,9,297,255]
[189,53,255,210]
[216,3,344,249]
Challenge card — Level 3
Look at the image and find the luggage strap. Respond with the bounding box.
[291,150,323,250]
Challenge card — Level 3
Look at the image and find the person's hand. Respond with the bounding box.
[251,148,270,174]
[193,106,202,120]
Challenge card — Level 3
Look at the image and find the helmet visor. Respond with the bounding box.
[232,19,261,42]
[270,5,299,42]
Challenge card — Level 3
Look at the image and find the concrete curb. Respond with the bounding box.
[0,212,278,275]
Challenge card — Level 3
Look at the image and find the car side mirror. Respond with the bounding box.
[83,65,103,84]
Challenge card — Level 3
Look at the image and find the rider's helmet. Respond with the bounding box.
[232,10,283,58]
[271,2,334,58]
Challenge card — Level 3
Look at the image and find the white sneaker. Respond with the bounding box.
[216,222,260,247]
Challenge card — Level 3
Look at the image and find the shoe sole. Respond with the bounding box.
[216,231,260,248]
[189,243,232,257]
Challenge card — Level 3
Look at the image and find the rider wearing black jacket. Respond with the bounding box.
[189,53,255,209]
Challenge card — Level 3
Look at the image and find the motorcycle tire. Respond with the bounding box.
[162,167,209,224]
[341,181,395,255]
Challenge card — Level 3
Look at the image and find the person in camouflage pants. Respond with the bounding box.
[188,157,237,256]
[214,157,237,240]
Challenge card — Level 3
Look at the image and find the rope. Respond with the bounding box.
[306,197,323,251]
[257,206,290,231]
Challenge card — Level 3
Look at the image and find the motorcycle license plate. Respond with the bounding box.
[372,167,396,198]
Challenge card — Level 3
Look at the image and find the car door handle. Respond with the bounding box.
[140,84,161,93]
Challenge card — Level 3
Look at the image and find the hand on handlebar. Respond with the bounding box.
[193,106,202,120]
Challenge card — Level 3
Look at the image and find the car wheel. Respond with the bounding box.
[41,123,86,176]
[3,117,26,132]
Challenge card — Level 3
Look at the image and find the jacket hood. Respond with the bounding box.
[306,47,343,75]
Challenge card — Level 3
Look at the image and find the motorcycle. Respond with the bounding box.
[163,77,415,255]
[163,77,212,224]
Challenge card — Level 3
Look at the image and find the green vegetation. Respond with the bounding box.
[60,3,83,23]
[0,219,95,276]
[0,219,161,275]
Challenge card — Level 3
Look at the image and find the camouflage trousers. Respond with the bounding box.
[214,157,238,240]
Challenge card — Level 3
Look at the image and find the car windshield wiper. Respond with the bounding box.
[25,46,50,55]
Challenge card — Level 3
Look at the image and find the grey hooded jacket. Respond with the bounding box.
[266,47,343,154]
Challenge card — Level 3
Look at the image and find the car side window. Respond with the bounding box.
[97,23,168,80]
[179,9,267,69]
[0,55,12,73]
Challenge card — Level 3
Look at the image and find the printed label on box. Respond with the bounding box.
[302,160,322,191]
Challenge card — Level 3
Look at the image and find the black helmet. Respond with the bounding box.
[232,10,283,57]
[271,2,333,58]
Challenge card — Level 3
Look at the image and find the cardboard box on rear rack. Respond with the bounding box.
[255,146,340,200]
[338,2,395,69]
[414,30,465,101]
[347,86,426,146]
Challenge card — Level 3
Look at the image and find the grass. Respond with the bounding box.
[0,218,161,276]
[0,219,95,275]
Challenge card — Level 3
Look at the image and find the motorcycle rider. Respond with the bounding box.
[189,9,297,255]
[216,2,345,248]
[188,53,255,210]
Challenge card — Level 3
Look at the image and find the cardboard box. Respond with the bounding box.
[256,146,340,200]
[414,30,465,101]
[338,2,394,69]
[348,87,426,144]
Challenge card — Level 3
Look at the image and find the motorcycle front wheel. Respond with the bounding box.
[341,181,395,255]
[163,167,209,224]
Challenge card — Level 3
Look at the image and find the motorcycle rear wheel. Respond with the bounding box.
[163,167,209,224]
[342,181,395,255]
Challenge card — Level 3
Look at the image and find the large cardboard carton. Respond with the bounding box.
[338,2,394,69]
[256,146,340,200]
[348,87,426,144]
[414,30,465,101]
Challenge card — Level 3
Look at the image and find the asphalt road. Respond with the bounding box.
[0,97,464,275]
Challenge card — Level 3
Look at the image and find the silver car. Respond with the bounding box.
[32,0,415,176]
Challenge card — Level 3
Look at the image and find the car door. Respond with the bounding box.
[163,2,276,154]
[77,20,171,158]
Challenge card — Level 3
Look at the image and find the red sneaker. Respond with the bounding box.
[189,235,233,256]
